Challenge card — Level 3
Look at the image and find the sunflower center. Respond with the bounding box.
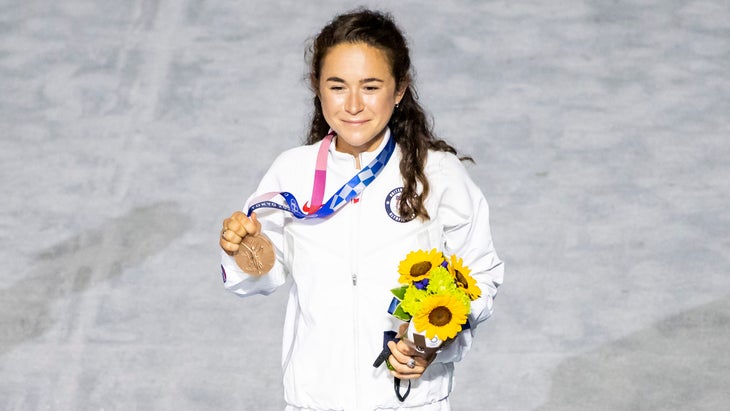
[410,261,432,277]
[455,270,468,289]
[428,306,453,327]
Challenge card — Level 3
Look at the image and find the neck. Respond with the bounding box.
[333,128,390,169]
[353,154,362,169]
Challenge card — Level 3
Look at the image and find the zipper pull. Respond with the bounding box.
[352,273,357,286]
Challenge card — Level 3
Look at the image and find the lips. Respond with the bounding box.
[343,119,369,125]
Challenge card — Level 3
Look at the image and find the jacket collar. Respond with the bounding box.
[330,128,392,170]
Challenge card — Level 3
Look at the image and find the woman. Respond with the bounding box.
[219,8,503,411]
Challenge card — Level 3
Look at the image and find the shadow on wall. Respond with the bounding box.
[0,202,189,356]
[537,296,730,411]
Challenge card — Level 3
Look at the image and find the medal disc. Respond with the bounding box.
[234,234,275,276]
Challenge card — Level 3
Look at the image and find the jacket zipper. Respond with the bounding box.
[351,158,362,409]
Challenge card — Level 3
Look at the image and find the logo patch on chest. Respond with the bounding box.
[384,187,415,223]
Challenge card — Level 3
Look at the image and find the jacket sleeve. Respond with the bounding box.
[220,155,290,297]
[430,154,504,363]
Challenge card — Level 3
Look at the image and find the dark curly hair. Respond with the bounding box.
[305,8,472,221]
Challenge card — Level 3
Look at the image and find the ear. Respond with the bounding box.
[395,83,408,105]
[311,74,321,98]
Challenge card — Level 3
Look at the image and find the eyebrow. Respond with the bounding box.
[325,76,385,84]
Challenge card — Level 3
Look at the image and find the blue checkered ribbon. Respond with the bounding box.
[247,134,396,219]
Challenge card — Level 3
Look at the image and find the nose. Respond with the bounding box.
[345,91,364,115]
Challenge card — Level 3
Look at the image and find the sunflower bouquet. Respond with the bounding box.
[388,248,481,350]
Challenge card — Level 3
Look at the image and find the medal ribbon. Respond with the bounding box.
[247,131,396,219]
[308,129,335,213]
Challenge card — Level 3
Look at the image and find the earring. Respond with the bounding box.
[395,103,399,109]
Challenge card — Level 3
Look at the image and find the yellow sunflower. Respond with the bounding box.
[412,293,469,341]
[397,249,444,284]
[449,255,481,300]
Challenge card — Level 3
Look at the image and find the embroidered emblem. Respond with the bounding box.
[384,187,415,223]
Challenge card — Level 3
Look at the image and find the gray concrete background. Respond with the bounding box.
[1,1,728,410]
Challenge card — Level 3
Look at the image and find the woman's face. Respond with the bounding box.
[318,42,405,157]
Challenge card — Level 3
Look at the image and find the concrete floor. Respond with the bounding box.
[1,0,729,410]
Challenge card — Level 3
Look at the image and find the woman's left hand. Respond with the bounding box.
[386,324,436,380]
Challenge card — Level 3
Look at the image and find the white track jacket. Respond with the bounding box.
[221,130,504,410]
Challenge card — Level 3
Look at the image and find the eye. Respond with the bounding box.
[329,85,345,91]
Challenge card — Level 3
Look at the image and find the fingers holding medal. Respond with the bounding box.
[220,211,275,276]
[220,211,261,254]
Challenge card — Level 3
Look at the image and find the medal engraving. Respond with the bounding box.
[234,234,275,276]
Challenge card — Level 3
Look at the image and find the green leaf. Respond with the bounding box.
[385,358,395,371]
[392,305,412,322]
[390,285,408,300]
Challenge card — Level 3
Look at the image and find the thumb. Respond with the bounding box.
[250,212,262,235]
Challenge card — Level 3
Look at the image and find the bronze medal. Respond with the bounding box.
[234,234,275,276]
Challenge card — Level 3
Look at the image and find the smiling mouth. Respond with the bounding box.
[343,119,369,125]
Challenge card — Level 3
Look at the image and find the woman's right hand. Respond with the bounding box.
[220,211,262,255]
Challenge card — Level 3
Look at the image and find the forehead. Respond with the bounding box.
[320,42,394,79]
